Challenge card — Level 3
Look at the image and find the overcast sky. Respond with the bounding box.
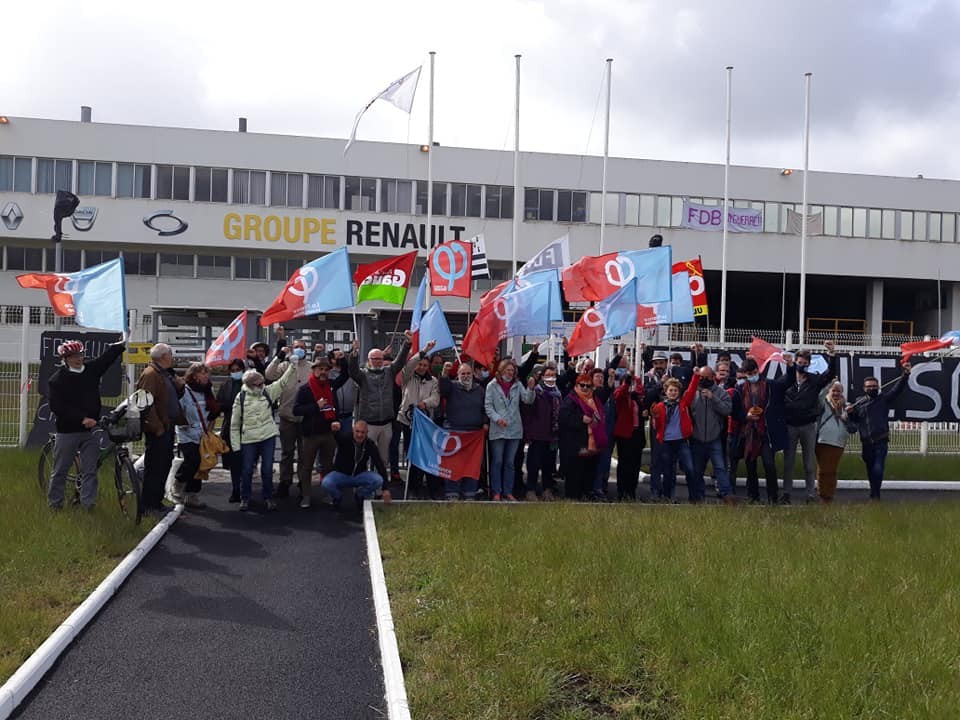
[6,0,960,179]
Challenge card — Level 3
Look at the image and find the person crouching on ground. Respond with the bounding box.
[230,357,298,512]
[321,420,392,508]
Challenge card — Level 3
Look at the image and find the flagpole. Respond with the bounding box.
[511,53,521,360]
[798,72,812,347]
[595,58,613,367]
[425,51,436,309]
[719,65,732,347]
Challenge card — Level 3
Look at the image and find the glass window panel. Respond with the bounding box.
[638,195,655,226]
[397,180,412,214]
[415,182,427,215]
[823,206,838,235]
[0,156,12,191]
[779,204,795,233]
[839,207,853,236]
[557,190,572,222]
[572,192,587,222]
[172,166,189,200]
[44,248,55,271]
[235,257,268,279]
[852,208,867,237]
[233,170,249,204]
[624,194,639,226]
[211,169,228,202]
[943,214,955,243]
[764,202,779,232]
[540,189,555,222]
[450,183,467,217]
[323,175,339,209]
[309,175,325,208]
[733,199,750,208]
[271,172,287,207]
[466,184,481,217]
[36,159,54,193]
[287,173,302,207]
[78,161,95,195]
[655,196,671,226]
[867,209,881,238]
[160,253,194,277]
[914,212,927,241]
[380,179,395,213]
[605,193,618,224]
[346,176,365,211]
[95,162,112,196]
[197,254,231,278]
[249,171,266,205]
[62,249,82,272]
[55,160,72,192]
[929,212,941,241]
[671,197,684,227]
[701,198,718,206]
[501,187,514,219]
[432,183,447,216]
[881,209,896,239]
[485,186,501,219]
[116,163,133,197]
[900,211,913,240]
[524,188,539,220]
[6,247,43,271]
[157,165,173,199]
[589,192,603,222]
[14,157,31,192]
[195,167,211,202]
[134,165,151,198]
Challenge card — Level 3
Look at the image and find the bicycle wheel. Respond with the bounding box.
[115,453,143,524]
[38,438,81,505]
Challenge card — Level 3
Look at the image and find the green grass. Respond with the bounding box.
[378,503,960,719]
[0,448,152,683]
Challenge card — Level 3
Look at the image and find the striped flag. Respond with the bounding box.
[469,234,489,279]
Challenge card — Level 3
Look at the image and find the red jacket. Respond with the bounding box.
[650,373,700,442]
[613,384,641,439]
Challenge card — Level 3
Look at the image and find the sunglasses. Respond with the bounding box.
[578,383,593,389]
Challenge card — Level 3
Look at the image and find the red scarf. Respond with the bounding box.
[308,374,337,421]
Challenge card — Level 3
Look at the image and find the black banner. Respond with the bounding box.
[643,348,960,423]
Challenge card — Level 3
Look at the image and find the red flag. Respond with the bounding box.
[16,273,75,316]
[462,300,504,369]
[354,251,417,305]
[674,257,708,318]
[636,304,658,328]
[479,278,512,307]
[899,338,952,365]
[748,336,785,372]
[561,253,622,302]
[205,311,248,367]
[409,409,486,482]
[567,307,605,357]
[429,240,472,297]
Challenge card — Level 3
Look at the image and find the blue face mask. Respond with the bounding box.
[747,375,760,384]
[292,347,306,359]
[230,371,243,380]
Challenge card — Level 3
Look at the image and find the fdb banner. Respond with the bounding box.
[681,200,763,233]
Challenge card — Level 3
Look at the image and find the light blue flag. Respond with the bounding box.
[517,268,563,322]
[500,282,553,337]
[601,278,640,340]
[302,247,354,315]
[70,257,128,333]
[410,273,428,332]
[619,246,673,304]
[419,302,456,354]
[808,354,828,375]
[669,271,695,324]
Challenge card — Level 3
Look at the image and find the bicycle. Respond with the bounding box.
[37,389,154,524]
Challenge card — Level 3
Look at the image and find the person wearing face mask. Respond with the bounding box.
[265,337,312,500]
[687,366,734,504]
[47,338,126,509]
[522,364,562,500]
[231,359,299,512]
[612,372,647,501]
[846,361,911,500]
[558,373,610,500]
[781,342,838,504]
[815,381,853,504]
[172,363,221,509]
[438,363,489,499]
[137,343,186,514]
[216,358,247,502]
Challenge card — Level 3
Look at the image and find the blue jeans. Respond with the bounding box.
[322,470,383,501]
[690,437,731,500]
[861,440,888,498]
[593,446,613,496]
[240,437,276,501]
[445,477,478,499]
[657,439,694,500]
[489,438,520,496]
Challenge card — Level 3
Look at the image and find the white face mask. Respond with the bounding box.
[68,365,86,374]
[543,377,557,387]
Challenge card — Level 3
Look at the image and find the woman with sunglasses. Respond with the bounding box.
[484,358,535,501]
[558,374,610,500]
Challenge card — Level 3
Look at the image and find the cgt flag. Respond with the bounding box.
[260,247,354,326]
[567,279,639,357]
[16,257,127,333]
[409,408,485,481]
[205,311,248,367]
[674,257,708,318]
[354,251,417,305]
[562,247,672,304]
[429,239,472,297]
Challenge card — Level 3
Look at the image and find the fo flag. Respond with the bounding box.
[749,336,785,372]
[517,234,571,277]
[469,234,490,279]
[562,247,672,304]
[409,408,485,481]
[567,279,639,357]
[16,257,127,333]
[260,247,354,326]
[354,251,417,305]
[429,240,472,297]
[206,311,248,367]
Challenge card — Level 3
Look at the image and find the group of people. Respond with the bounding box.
[44,330,912,514]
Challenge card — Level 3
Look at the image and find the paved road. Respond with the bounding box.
[13,483,385,720]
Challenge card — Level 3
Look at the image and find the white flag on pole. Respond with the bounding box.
[517,234,571,277]
[344,66,422,154]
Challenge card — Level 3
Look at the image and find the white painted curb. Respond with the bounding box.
[364,500,411,720]
[0,505,184,720]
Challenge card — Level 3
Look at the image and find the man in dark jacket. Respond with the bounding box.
[522,365,562,500]
[320,420,391,508]
[782,342,838,504]
[847,362,911,499]
[439,363,488,499]
[47,338,125,509]
[688,366,734,504]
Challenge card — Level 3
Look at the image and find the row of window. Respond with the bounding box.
[3,154,959,242]
[0,246,512,283]
[0,306,154,327]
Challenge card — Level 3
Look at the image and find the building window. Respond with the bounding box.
[433,183,448,216]
[269,172,303,208]
[159,253,194,277]
[838,207,853,236]
[624,195,639,226]
[156,165,190,201]
[557,190,587,223]
[116,163,152,198]
[900,211,913,240]
[77,161,113,196]
[654,196,671,226]
[308,175,341,209]
[5,247,43,271]
[345,176,376,212]
[0,156,33,192]
[83,249,118,268]
[197,254,231,278]
[484,185,514,219]
[195,167,229,203]
[380,179,412,214]
[449,183,482,218]
[60,249,82,272]
[942,214,956,243]
[234,256,268,280]
[272,257,302,280]
[36,158,73,194]
[881,209,896,239]
[524,188,554,221]
[763,202,779,233]
[124,251,157,276]
[914,212,927,241]
[852,208,867,237]
[929,212,942,242]
[232,169,267,205]
[823,206,838,235]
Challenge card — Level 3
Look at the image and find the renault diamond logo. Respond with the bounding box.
[71,206,98,231]
[1,202,24,231]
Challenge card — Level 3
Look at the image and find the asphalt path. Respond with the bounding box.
[13,482,385,720]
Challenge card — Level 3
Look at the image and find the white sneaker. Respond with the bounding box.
[299,496,311,509]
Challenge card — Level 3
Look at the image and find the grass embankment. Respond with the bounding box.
[0,449,151,683]
[379,503,960,719]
